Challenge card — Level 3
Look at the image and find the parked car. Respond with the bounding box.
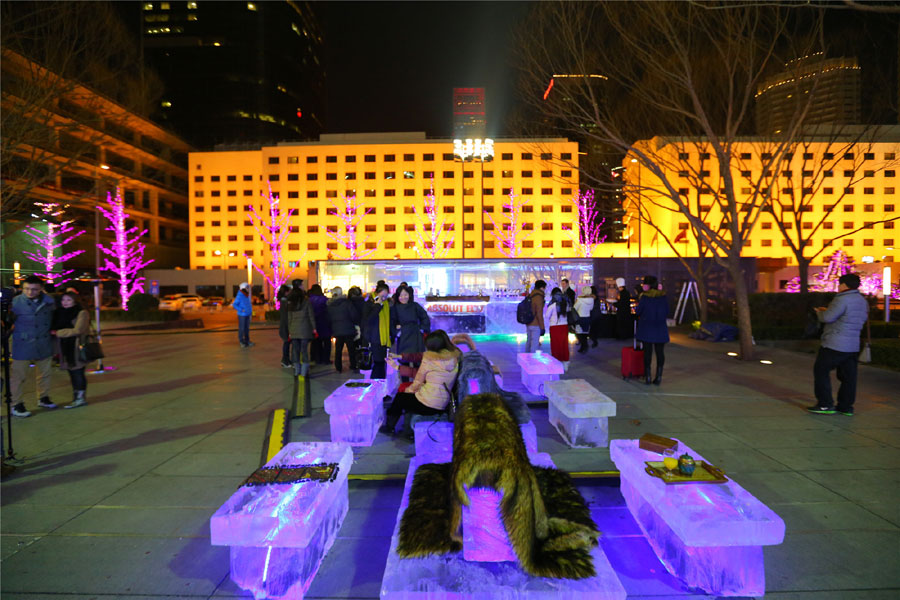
[158,294,203,310]
[202,296,226,307]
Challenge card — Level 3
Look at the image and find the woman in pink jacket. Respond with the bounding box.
[380,330,461,436]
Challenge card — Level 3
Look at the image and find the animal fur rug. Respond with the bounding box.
[397,393,600,579]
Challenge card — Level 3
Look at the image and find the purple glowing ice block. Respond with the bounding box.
[545,379,616,448]
[517,351,564,396]
[413,421,538,464]
[210,442,353,600]
[381,457,627,599]
[323,379,387,446]
[609,439,785,597]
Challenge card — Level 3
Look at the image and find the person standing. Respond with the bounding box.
[524,280,547,353]
[9,275,57,417]
[560,278,576,308]
[327,286,361,373]
[614,277,634,340]
[808,273,869,415]
[635,275,669,385]
[390,286,430,356]
[362,282,392,378]
[545,287,570,367]
[233,282,253,347]
[287,287,317,377]
[51,292,91,408]
[307,284,332,365]
[574,286,595,354]
[277,284,292,368]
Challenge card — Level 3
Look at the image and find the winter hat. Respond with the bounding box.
[615,277,625,288]
[239,282,250,290]
[642,275,658,288]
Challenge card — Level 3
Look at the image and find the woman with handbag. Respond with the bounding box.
[545,287,570,368]
[51,292,91,408]
[573,286,595,354]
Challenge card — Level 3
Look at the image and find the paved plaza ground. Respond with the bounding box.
[1,323,899,599]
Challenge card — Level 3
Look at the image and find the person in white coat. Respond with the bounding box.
[573,286,595,354]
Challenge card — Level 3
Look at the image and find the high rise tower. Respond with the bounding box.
[452,87,486,139]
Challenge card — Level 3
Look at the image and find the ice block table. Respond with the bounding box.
[609,439,785,597]
[517,351,564,395]
[545,379,616,448]
[323,379,387,446]
[210,442,353,600]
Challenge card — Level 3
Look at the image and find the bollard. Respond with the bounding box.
[291,373,312,418]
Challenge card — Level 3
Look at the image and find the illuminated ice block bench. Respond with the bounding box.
[517,351,565,396]
[609,439,785,597]
[545,379,616,448]
[210,442,353,600]
[323,379,387,446]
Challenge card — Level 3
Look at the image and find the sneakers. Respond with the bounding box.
[807,405,836,415]
[38,397,57,409]
[281,361,292,368]
[246,342,255,347]
[65,392,87,409]
[12,404,32,418]
[836,407,854,416]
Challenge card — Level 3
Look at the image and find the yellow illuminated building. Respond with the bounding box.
[189,132,580,271]
[623,129,900,265]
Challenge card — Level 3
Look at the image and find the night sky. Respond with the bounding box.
[316,1,530,138]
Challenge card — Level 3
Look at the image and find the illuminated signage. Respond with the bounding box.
[425,301,487,315]
[453,138,494,162]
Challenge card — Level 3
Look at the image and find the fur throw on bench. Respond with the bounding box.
[397,393,599,579]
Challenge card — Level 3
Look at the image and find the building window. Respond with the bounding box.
[886,204,896,212]
[385,172,395,180]
[423,171,434,179]
[843,239,853,246]
[423,153,434,161]
[761,240,772,247]
[844,204,854,212]
[385,189,396,197]
[541,223,553,231]
[345,173,356,180]
[823,187,833,195]
[542,205,553,213]
[885,170,896,178]
[267,157,279,164]
[195,250,205,257]
[442,170,455,178]
[484,205,494,213]
[521,153,532,160]
[286,174,298,181]
[364,189,376,197]
[541,170,552,178]
[403,153,414,161]
[404,224,415,232]
[245,234,254,240]
[403,171,415,179]
[364,172,375,180]
[385,207,396,214]
[824,152,834,160]
[307,208,318,215]
[226,190,236,197]
[404,189,415,197]
[522,188,533,195]
[384,224,396,231]
[306,174,317,181]
[364,155,375,162]
[443,206,455,213]
[823,222,833,229]
[211,191,221,198]
[325,173,337,180]
[843,221,853,229]
[522,170,533,178]
[345,155,356,163]
[864,204,874,212]
[483,188,494,195]
[561,205,572,213]
[444,188,455,196]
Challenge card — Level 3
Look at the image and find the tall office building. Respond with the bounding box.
[139,1,325,150]
[756,53,861,135]
[452,88,486,139]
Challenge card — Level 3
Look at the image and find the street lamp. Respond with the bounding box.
[214,250,236,297]
[454,138,494,259]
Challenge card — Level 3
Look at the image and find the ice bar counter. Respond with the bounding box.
[323,379,387,446]
[517,351,564,395]
[210,442,353,600]
[610,439,785,597]
[545,379,616,448]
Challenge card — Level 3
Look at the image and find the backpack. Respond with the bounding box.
[516,294,535,324]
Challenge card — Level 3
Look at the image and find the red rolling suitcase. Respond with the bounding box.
[549,324,570,362]
[622,323,644,379]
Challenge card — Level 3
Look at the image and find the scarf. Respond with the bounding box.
[378,301,391,347]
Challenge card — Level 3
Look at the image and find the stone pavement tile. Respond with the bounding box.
[764,592,900,600]
[0,505,86,534]
[771,501,899,532]
[694,446,793,473]
[1,534,43,561]
[672,395,804,418]
[151,451,261,477]
[347,480,405,511]
[99,474,245,508]
[860,502,900,528]
[727,427,884,449]
[801,469,900,505]
[645,431,746,450]
[35,426,212,455]
[727,471,845,505]
[829,411,900,430]
[598,535,693,598]
[576,478,627,507]
[855,428,900,448]
[0,534,229,596]
[55,506,213,537]
[339,507,398,538]
[181,431,263,453]
[704,415,838,431]
[609,417,720,434]
[550,448,613,473]
[1,474,137,507]
[609,395,695,419]
[764,531,900,592]
[18,448,175,478]
[759,445,900,471]
[590,506,644,537]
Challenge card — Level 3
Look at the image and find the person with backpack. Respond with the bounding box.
[232,282,253,347]
[545,287,570,368]
[520,279,546,353]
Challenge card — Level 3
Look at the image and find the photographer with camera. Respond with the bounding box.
[8,276,57,417]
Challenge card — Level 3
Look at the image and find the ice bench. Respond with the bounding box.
[545,379,617,448]
[210,442,353,600]
[610,439,786,597]
[323,379,387,446]
[517,351,564,395]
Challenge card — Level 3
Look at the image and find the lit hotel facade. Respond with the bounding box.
[189,133,580,271]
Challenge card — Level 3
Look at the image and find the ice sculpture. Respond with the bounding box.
[413,421,538,464]
[210,442,353,600]
[381,457,627,599]
[323,379,387,446]
[609,439,785,597]
[517,351,564,395]
[545,379,616,448]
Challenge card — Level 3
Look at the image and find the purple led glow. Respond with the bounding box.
[564,190,607,258]
[96,190,153,310]
[323,379,387,446]
[325,191,378,260]
[245,184,296,309]
[545,380,616,448]
[517,352,564,396]
[408,179,455,258]
[609,439,785,597]
[484,188,542,258]
[23,202,86,287]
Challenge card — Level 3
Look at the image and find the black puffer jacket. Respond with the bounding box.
[327,296,361,337]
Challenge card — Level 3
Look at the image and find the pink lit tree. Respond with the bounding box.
[786,250,855,293]
[484,188,540,258]
[97,189,153,310]
[563,189,607,257]
[408,180,455,258]
[325,191,378,259]
[23,202,86,287]
[245,184,297,308]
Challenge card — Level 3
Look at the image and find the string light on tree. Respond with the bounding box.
[245,183,297,309]
[23,202,86,287]
[484,188,540,258]
[408,179,455,258]
[564,189,607,258]
[96,189,154,310]
[325,191,378,260]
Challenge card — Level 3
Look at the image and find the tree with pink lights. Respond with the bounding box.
[23,202,85,287]
[325,191,378,259]
[408,180,454,258]
[786,250,855,293]
[484,188,540,258]
[563,189,607,257]
[245,184,296,308]
[97,190,153,310]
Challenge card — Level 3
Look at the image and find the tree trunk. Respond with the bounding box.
[798,257,810,295]
[697,277,709,323]
[729,262,754,360]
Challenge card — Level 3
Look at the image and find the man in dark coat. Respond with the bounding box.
[327,286,361,373]
[9,275,58,417]
[277,283,293,368]
[635,275,669,385]
[307,284,332,365]
[614,277,633,340]
[560,278,577,307]
[362,282,391,378]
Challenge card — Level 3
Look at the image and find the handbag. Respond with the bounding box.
[859,319,872,363]
[79,335,104,362]
[355,342,373,371]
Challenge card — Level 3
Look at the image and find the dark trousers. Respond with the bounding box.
[67,367,87,392]
[643,342,666,372]
[334,335,358,371]
[386,391,443,419]
[237,315,250,345]
[281,339,291,364]
[370,344,388,379]
[814,347,858,410]
[311,336,332,364]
